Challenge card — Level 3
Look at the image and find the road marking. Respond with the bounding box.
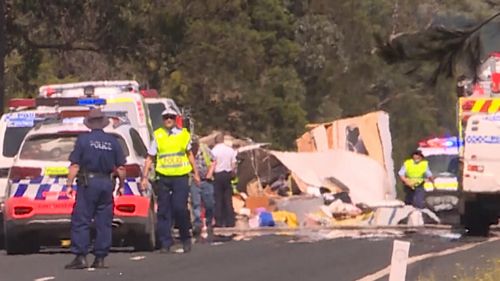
[356,237,500,281]
[34,277,55,281]
[130,256,146,261]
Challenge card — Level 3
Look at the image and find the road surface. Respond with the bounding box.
[0,231,499,281]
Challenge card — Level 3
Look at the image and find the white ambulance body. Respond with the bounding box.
[463,115,500,191]
[461,113,500,235]
[38,81,153,145]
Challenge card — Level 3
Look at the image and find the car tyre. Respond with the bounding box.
[4,228,39,255]
[462,201,490,237]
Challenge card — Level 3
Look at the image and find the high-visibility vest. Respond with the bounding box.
[154,127,192,176]
[199,144,212,168]
[404,159,429,188]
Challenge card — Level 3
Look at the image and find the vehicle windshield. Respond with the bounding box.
[19,133,129,161]
[3,127,33,158]
[426,154,459,177]
[147,103,166,130]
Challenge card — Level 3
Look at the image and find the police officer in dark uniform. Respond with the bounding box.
[65,108,126,269]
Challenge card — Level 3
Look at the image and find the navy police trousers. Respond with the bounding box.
[156,175,191,249]
[70,177,113,257]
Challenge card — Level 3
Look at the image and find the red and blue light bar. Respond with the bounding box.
[35,97,106,107]
[418,137,461,148]
[8,97,107,109]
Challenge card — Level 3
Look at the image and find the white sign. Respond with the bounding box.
[388,240,411,281]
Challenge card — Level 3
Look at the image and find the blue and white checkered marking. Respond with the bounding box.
[10,177,141,199]
[465,135,500,144]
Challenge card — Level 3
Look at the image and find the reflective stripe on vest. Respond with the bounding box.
[154,128,192,176]
[404,159,429,186]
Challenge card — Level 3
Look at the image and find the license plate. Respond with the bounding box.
[45,167,69,176]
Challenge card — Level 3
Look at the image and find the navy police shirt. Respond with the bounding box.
[69,129,126,174]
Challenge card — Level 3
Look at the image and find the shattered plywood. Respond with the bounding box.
[296,111,396,197]
[270,150,394,205]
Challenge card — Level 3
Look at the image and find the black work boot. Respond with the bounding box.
[65,255,88,269]
[206,226,214,243]
[159,246,171,254]
[182,240,192,253]
[91,256,107,269]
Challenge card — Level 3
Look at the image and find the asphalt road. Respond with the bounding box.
[0,232,499,281]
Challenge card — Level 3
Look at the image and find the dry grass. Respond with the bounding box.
[418,259,500,281]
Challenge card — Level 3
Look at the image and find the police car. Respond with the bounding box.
[0,102,61,238]
[2,114,156,254]
[0,97,118,215]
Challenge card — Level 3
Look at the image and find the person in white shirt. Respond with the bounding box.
[211,133,237,227]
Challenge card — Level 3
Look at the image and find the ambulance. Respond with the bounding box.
[456,53,500,235]
[38,81,154,145]
[2,113,156,254]
[460,114,500,235]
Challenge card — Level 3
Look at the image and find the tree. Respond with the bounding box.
[0,0,5,113]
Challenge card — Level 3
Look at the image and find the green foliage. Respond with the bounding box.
[0,0,494,156]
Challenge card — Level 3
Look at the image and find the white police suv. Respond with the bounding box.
[2,114,156,254]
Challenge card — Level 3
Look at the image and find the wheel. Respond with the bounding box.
[4,228,39,255]
[50,148,63,158]
[132,208,156,251]
[462,201,490,236]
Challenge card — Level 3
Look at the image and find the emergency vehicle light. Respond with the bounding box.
[77,98,106,106]
[419,137,459,148]
[36,97,79,107]
[14,206,33,216]
[123,164,142,178]
[8,98,36,109]
[116,204,136,213]
[35,97,107,107]
[9,166,42,180]
[140,89,159,98]
[39,81,140,97]
[461,100,475,111]
[467,164,484,173]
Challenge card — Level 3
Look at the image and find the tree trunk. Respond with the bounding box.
[0,0,5,115]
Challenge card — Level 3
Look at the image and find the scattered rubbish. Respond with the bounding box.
[439,233,462,240]
[174,248,184,253]
[34,277,55,281]
[232,234,254,241]
[130,256,146,261]
[272,210,299,228]
[211,242,224,246]
[87,268,96,272]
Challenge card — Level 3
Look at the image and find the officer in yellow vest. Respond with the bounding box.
[141,108,200,253]
[398,150,435,209]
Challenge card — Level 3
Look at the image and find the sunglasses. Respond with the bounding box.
[163,114,177,120]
